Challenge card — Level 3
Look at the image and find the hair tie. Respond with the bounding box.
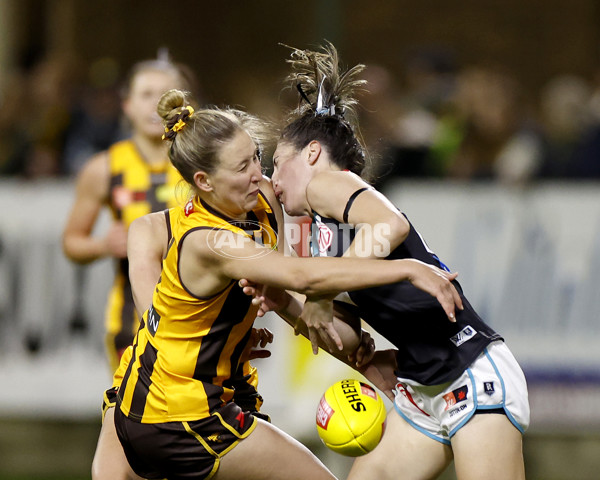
[315,77,335,116]
[296,83,312,106]
[162,105,195,140]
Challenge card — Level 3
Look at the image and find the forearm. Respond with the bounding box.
[62,234,107,264]
[275,294,362,357]
[297,257,419,296]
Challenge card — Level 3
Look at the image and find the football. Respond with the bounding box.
[315,379,387,456]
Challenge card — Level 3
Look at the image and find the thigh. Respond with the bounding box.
[347,409,453,480]
[216,418,337,480]
[451,413,525,480]
[115,403,258,480]
[92,408,144,480]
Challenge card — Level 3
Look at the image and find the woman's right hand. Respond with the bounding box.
[405,259,464,322]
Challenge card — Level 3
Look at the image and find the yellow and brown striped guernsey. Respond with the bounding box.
[104,139,182,372]
[117,192,277,423]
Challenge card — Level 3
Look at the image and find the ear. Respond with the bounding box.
[306,140,322,166]
[121,98,134,122]
[193,171,213,192]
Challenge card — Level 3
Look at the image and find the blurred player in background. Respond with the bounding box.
[62,55,195,372]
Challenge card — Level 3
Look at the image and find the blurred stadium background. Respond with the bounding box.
[2,1,600,479]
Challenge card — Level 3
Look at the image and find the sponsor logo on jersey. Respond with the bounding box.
[112,186,149,209]
[112,186,133,209]
[316,220,333,255]
[155,183,175,203]
[147,305,161,336]
[484,381,495,396]
[316,396,334,429]
[449,325,477,347]
[443,385,468,411]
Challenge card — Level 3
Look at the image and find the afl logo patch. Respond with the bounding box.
[184,199,194,216]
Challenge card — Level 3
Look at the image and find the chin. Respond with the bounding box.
[246,196,259,211]
[283,204,301,217]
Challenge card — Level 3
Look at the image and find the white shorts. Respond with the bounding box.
[393,341,530,445]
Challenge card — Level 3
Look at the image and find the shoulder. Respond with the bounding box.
[306,170,371,219]
[259,175,284,222]
[259,176,278,207]
[130,211,167,237]
[79,151,110,178]
[76,151,110,198]
[129,211,170,257]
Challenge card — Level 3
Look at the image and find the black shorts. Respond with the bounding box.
[114,402,258,480]
[101,386,118,422]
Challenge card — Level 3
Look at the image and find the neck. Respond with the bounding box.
[132,133,169,166]
[198,194,248,222]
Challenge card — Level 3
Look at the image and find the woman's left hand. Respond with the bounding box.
[348,329,376,368]
[240,327,274,363]
[357,349,398,402]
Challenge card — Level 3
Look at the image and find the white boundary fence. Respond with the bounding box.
[0,178,599,431]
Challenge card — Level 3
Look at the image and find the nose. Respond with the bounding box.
[251,159,262,182]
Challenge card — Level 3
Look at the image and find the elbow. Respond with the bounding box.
[281,265,318,296]
[385,214,410,251]
[62,235,78,263]
[62,234,92,265]
[288,271,313,295]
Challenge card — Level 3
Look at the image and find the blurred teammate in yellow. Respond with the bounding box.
[62,57,194,371]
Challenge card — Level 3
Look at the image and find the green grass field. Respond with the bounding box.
[0,417,99,480]
[2,417,600,480]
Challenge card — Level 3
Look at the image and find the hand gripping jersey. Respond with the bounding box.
[117,192,277,423]
[310,206,502,386]
[104,139,182,371]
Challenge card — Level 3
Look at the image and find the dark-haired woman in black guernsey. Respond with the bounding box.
[270,43,530,480]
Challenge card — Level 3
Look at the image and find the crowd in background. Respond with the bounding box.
[2,49,600,185]
[359,49,600,189]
